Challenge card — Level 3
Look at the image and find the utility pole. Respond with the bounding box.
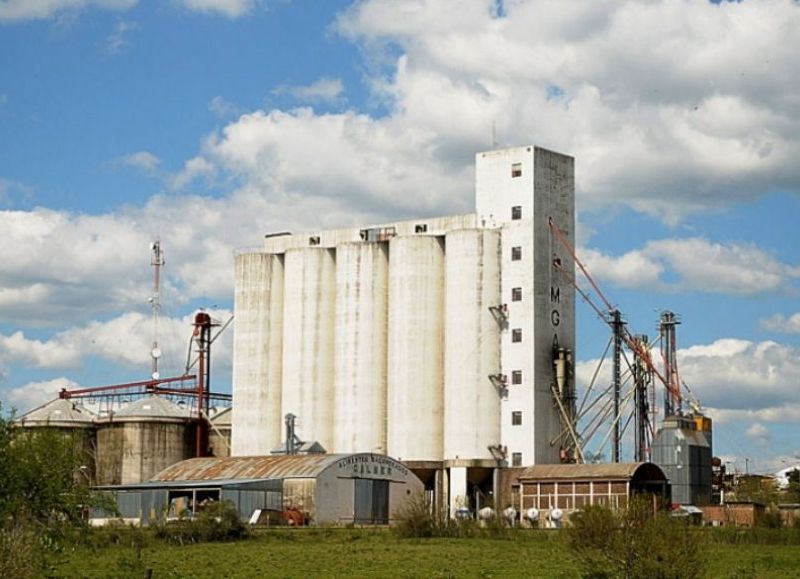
[149,241,165,380]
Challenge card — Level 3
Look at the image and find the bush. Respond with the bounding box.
[392,493,515,540]
[0,518,43,579]
[152,500,247,545]
[567,497,705,579]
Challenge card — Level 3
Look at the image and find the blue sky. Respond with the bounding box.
[1,0,798,473]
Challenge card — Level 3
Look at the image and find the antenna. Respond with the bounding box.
[149,240,165,380]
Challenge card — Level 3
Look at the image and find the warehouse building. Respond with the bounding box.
[502,462,669,525]
[232,145,576,515]
[96,453,423,525]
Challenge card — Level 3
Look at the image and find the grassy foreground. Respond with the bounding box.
[49,527,800,579]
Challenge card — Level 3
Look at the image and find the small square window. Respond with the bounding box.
[511,205,522,220]
[511,287,522,302]
[511,246,522,261]
[511,163,522,178]
[414,224,428,233]
[512,411,523,425]
[512,328,522,343]
[511,370,522,385]
[512,452,522,467]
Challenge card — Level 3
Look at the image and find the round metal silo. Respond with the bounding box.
[387,235,445,461]
[444,229,501,460]
[232,252,284,456]
[95,396,194,485]
[281,248,337,451]
[333,242,389,454]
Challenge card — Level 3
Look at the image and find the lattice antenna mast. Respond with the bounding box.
[149,240,165,380]
[659,310,682,418]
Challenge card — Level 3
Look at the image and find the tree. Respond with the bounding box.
[0,404,113,574]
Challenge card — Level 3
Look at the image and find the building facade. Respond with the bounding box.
[232,146,575,513]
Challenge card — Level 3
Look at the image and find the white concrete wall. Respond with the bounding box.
[387,235,445,461]
[281,248,337,451]
[443,229,501,461]
[333,242,389,454]
[232,253,284,456]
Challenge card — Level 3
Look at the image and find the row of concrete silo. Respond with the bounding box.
[233,228,503,464]
[18,396,232,485]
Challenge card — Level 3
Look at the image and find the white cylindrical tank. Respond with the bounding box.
[281,248,337,451]
[443,229,501,460]
[387,236,445,461]
[333,242,389,454]
[232,253,284,456]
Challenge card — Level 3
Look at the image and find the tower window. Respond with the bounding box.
[512,411,523,426]
[512,328,522,343]
[414,224,428,233]
[512,452,522,467]
[511,163,522,178]
[511,370,522,385]
[511,205,522,220]
[511,246,522,261]
[511,287,522,302]
[309,236,321,246]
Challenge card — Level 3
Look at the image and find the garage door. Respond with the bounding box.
[354,479,389,524]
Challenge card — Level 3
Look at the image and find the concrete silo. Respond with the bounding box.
[333,242,389,454]
[95,396,194,485]
[232,252,285,456]
[386,235,445,462]
[443,229,502,512]
[17,398,97,483]
[281,248,336,451]
[209,407,232,458]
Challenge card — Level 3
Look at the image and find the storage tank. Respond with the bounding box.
[95,396,194,485]
[444,229,501,460]
[281,248,336,451]
[232,252,284,456]
[333,242,389,454]
[387,235,445,461]
[17,398,97,482]
[209,407,232,458]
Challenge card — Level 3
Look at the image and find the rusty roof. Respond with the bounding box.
[17,398,95,426]
[150,454,345,482]
[517,462,662,482]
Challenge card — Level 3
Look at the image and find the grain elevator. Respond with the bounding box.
[232,146,575,513]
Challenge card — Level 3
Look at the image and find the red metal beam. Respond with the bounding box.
[59,374,196,399]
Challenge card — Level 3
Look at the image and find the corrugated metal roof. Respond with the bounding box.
[517,462,650,481]
[112,396,193,420]
[18,398,95,426]
[150,454,345,482]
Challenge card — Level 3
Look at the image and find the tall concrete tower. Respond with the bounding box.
[475,146,575,466]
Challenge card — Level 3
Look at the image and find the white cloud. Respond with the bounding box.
[208,96,242,119]
[0,309,232,370]
[179,0,256,19]
[331,0,800,222]
[4,377,79,413]
[169,156,216,190]
[744,422,770,445]
[576,338,800,425]
[0,0,137,22]
[760,312,800,334]
[273,77,345,104]
[116,150,161,174]
[582,237,799,295]
[106,19,138,54]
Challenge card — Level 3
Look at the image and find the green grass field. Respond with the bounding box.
[50,527,800,578]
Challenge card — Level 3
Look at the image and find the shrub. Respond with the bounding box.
[567,497,705,579]
[152,500,247,545]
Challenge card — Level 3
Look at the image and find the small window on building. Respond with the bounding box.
[512,452,522,467]
[511,287,522,302]
[511,246,522,261]
[511,163,522,178]
[309,236,321,246]
[512,411,523,426]
[511,370,522,385]
[512,328,522,343]
[414,224,428,233]
[511,205,522,220]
